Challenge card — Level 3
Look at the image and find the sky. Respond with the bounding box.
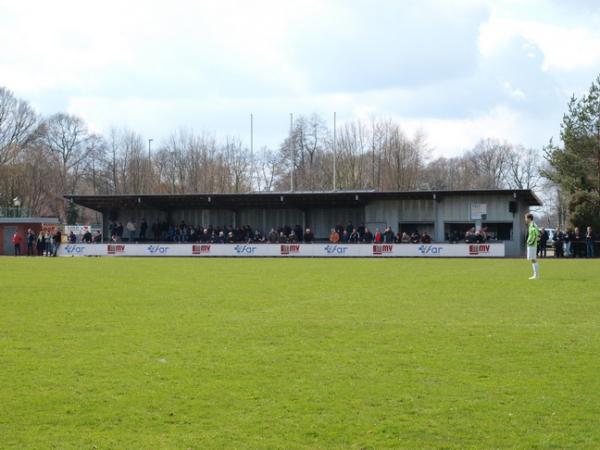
[1,0,599,157]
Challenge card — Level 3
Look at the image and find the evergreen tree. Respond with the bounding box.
[545,74,600,230]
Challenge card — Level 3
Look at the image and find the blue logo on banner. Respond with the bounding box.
[147,245,170,254]
[234,245,257,254]
[64,245,85,254]
[324,244,348,255]
[418,244,443,255]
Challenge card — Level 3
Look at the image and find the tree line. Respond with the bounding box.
[0,85,549,224]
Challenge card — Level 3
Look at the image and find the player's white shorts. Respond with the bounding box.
[526,246,537,260]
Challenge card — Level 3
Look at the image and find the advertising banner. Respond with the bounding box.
[58,243,505,257]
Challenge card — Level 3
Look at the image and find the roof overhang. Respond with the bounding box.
[64,189,542,213]
[0,217,60,224]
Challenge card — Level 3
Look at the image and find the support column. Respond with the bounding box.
[302,209,307,232]
[101,211,107,243]
[433,194,444,242]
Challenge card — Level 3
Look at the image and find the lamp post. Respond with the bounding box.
[13,197,21,217]
[148,139,153,193]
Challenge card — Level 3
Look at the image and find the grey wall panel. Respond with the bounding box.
[263,208,304,230]
[237,209,265,229]
[307,207,365,238]
[365,199,434,228]
[437,195,515,222]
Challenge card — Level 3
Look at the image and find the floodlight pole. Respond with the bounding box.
[290,113,294,192]
[333,111,337,191]
[147,138,153,193]
[250,113,254,191]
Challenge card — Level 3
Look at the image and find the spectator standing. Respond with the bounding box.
[410,231,421,244]
[374,228,382,243]
[82,229,93,243]
[12,230,22,256]
[116,222,124,241]
[26,228,36,256]
[475,230,485,243]
[268,228,278,243]
[362,227,373,243]
[538,228,548,258]
[126,219,136,242]
[52,229,62,256]
[139,218,148,241]
[294,224,303,242]
[44,231,52,256]
[303,228,314,243]
[68,231,77,243]
[108,221,116,240]
[586,226,595,258]
[464,227,476,243]
[573,227,584,257]
[383,226,394,243]
[329,229,340,243]
[554,230,564,257]
[357,224,365,237]
[36,231,45,256]
[564,227,572,257]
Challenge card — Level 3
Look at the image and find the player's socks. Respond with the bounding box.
[531,262,539,279]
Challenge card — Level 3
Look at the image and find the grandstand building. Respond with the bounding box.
[66,189,541,257]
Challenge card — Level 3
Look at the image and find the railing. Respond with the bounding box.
[0,206,35,217]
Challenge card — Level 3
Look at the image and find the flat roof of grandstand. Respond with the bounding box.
[66,189,542,211]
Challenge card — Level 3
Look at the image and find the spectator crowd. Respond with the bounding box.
[10,219,597,259]
[106,220,449,245]
[541,226,596,258]
[11,228,62,256]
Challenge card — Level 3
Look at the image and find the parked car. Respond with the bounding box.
[545,228,556,247]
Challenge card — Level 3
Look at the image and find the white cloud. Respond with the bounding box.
[479,17,600,71]
[0,0,598,160]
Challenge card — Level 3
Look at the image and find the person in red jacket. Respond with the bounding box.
[374,228,383,243]
[12,230,23,256]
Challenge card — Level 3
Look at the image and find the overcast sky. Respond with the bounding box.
[1,0,599,157]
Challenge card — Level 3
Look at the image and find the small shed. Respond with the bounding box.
[0,217,60,255]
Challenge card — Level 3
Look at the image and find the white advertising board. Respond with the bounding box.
[58,243,505,257]
[470,203,487,220]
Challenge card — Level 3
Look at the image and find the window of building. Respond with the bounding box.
[444,223,475,241]
[398,222,434,235]
[482,222,513,241]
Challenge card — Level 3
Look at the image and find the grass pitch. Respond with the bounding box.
[1,257,600,449]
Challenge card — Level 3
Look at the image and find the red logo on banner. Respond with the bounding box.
[280,244,300,255]
[192,244,211,255]
[372,244,393,255]
[468,244,491,255]
[107,244,125,255]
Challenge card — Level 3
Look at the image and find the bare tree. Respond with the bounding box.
[0,87,40,167]
[505,146,542,190]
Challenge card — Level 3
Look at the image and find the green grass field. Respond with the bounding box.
[1,257,600,449]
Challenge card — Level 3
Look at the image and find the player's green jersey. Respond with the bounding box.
[527,222,540,246]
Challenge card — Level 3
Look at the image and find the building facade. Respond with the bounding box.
[65,189,541,257]
[0,217,60,255]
